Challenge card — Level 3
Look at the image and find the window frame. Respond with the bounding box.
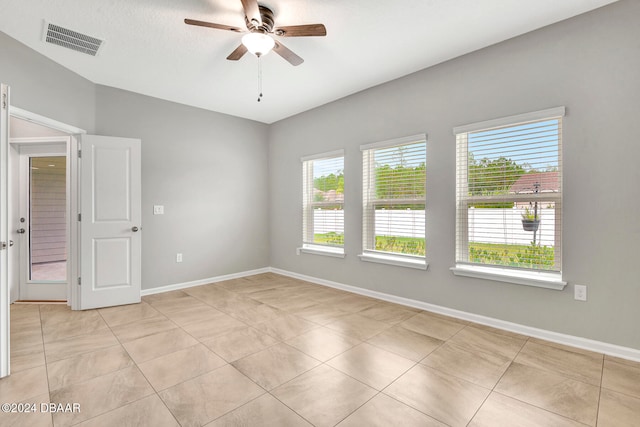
[360,134,428,269]
[451,107,566,289]
[300,149,345,258]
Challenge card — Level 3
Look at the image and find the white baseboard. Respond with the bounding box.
[138,266,640,362]
[140,267,271,296]
[270,267,640,362]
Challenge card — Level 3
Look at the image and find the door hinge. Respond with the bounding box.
[1,92,6,109]
[78,213,81,221]
[78,149,82,158]
[77,277,81,285]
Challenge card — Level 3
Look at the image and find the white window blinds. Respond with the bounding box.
[302,151,344,250]
[361,135,426,258]
[455,108,564,272]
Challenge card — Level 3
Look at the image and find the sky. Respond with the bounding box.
[468,119,560,171]
[374,141,426,168]
[313,156,344,179]
[311,119,557,180]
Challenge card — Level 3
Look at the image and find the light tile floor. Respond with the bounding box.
[2,272,640,426]
[31,261,67,282]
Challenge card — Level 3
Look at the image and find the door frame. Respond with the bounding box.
[1,84,9,378]
[12,140,69,301]
[9,107,85,311]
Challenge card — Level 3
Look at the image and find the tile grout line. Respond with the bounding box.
[13,274,634,426]
[378,366,453,426]
[41,305,132,425]
[463,332,530,426]
[94,304,182,427]
[38,304,55,426]
[189,282,312,425]
[484,335,600,426]
[598,359,640,400]
[595,353,605,427]
[212,279,409,426]
[141,283,317,425]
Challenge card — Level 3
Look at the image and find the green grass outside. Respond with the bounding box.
[469,242,531,256]
[468,242,555,270]
[313,232,344,246]
[375,236,425,256]
[314,233,555,269]
[314,233,426,256]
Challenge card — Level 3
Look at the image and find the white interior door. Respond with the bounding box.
[79,135,141,310]
[1,83,11,378]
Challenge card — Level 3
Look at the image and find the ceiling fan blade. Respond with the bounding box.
[273,41,304,66]
[184,18,244,33]
[227,44,248,61]
[274,24,327,37]
[241,0,262,26]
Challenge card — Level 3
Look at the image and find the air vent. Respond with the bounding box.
[43,21,104,56]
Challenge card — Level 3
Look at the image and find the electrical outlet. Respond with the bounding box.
[176,253,183,263]
[574,284,587,301]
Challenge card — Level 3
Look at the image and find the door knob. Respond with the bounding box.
[17,228,25,234]
[131,226,139,232]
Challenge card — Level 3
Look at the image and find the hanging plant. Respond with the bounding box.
[521,207,540,232]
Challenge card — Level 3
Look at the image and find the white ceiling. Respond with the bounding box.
[0,0,618,124]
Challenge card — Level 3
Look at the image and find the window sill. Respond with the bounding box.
[359,252,427,270]
[298,245,345,258]
[450,264,566,290]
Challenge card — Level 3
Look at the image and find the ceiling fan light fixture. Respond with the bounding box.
[242,32,275,57]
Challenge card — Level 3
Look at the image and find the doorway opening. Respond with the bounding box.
[16,151,68,301]
[9,115,73,302]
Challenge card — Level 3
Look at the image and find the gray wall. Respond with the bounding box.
[0,32,96,133]
[268,0,640,350]
[96,86,269,289]
[2,1,639,349]
[1,30,270,291]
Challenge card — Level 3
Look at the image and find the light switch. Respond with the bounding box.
[153,205,164,215]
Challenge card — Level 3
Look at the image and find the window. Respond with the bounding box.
[360,135,427,269]
[452,107,565,288]
[301,150,345,257]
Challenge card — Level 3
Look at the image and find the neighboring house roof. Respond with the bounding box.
[313,188,344,202]
[510,171,559,194]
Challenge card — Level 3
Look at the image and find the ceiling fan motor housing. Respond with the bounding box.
[184,0,325,66]
[246,6,275,33]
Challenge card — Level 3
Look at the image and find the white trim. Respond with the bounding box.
[17,144,69,301]
[9,107,86,135]
[270,267,640,362]
[360,133,426,151]
[6,110,81,310]
[450,264,566,290]
[130,266,639,362]
[359,252,427,270]
[69,136,79,309]
[301,149,344,162]
[1,84,11,378]
[140,267,270,296]
[453,106,565,134]
[10,136,72,145]
[298,245,345,258]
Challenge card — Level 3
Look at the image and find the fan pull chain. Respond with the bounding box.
[257,56,263,102]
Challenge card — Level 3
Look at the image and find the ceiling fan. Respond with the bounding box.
[185,0,327,66]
